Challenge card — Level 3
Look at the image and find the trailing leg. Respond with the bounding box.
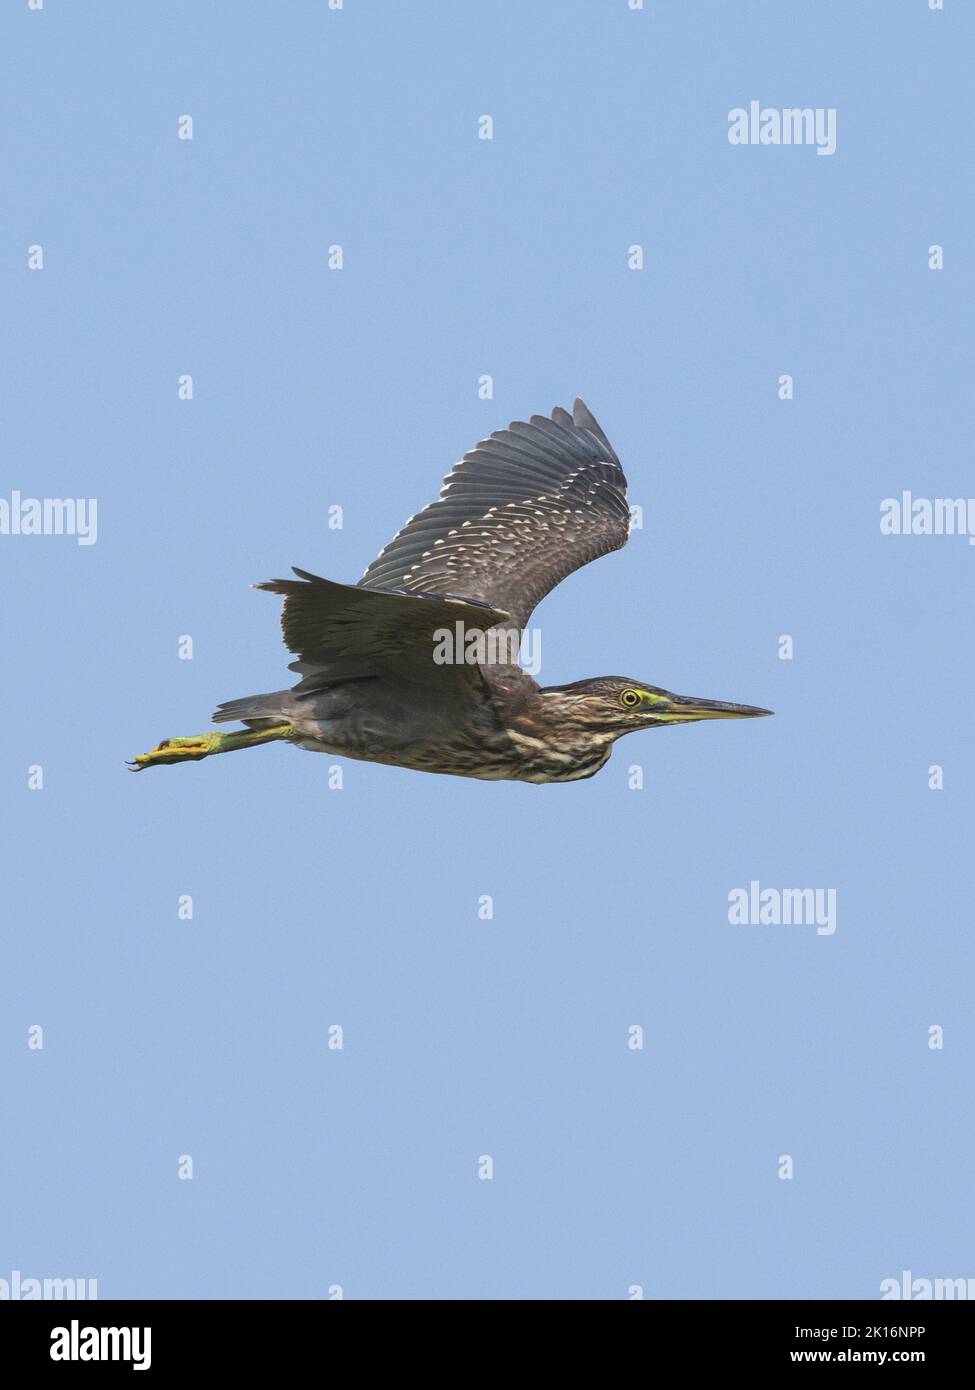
[128,724,294,771]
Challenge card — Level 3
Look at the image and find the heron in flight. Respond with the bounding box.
[132,400,771,782]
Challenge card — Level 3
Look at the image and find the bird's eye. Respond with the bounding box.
[620,689,641,709]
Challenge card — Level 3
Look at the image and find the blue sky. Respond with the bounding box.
[1,0,971,1299]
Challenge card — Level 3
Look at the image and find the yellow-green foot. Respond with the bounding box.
[129,733,226,770]
[128,725,293,771]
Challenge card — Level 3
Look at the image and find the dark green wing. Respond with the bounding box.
[357,399,630,630]
[256,570,510,689]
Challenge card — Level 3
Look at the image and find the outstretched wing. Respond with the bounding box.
[254,569,510,691]
[357,399,630,630]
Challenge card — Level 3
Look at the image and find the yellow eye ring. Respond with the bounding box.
[620,689,641,709]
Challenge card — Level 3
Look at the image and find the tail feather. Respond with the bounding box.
[212,692,288,728]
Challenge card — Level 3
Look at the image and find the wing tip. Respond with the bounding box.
[571,397,620,462]
[571,397,597,429]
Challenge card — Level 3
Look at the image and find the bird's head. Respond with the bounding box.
[541,677,773,737]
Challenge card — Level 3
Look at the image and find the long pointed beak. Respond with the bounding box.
[656,693,774,723]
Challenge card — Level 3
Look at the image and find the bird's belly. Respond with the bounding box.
[295,736,517,779]
[290,691,616,783]
[295,735,611,784]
